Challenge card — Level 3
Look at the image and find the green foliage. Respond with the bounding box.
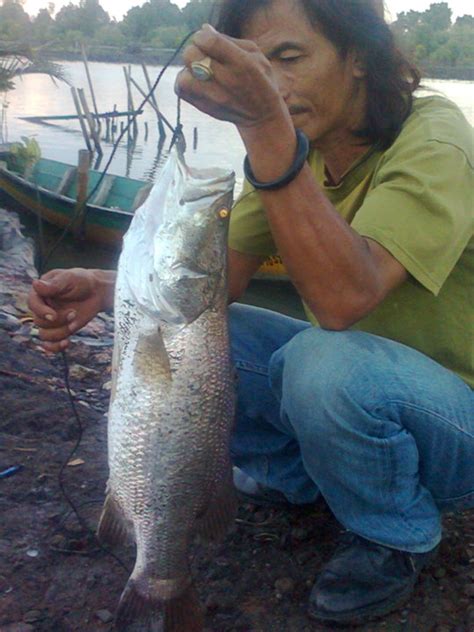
[181,0,216,31]
[7,136,41,173]
[392,2,474,70]
[0,0,472,75]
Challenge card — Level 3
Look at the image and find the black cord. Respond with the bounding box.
[33,30,197,573]
[41,30,196,271]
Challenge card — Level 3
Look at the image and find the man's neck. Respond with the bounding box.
[317,136,371,186]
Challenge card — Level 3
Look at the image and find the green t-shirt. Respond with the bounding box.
[229,95,474,388]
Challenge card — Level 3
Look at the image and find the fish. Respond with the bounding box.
[97,149,236,632]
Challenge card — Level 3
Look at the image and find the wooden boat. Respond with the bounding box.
[0,151,152,247]
[0,148,288,280]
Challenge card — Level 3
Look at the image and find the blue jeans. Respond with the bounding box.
[229,303,474,554]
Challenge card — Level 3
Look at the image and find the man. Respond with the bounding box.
[29,0,473,625]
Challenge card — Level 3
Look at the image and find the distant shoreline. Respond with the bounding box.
[44,49,474,82]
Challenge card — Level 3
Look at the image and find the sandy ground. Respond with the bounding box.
[1,208,473,632]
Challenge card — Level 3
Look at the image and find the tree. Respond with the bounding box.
[121,0,181,41]
[181,0,216,31]
[31,8,55,44]
[0,0,31,41]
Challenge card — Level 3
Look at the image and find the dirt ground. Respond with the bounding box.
[1,210,474,632]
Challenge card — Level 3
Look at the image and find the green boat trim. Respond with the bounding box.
[0,154,152,247]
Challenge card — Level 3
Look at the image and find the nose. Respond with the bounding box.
[273,67,292,103]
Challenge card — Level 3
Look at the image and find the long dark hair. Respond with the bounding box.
[216,0,421,149]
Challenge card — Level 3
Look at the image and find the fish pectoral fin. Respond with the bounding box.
[97,494,130,548]
[115,576,204,632]
[195,472,237,543]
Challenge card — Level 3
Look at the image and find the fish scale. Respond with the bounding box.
[97,149,236,631]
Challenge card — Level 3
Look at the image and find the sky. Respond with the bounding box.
[21,0,473,22]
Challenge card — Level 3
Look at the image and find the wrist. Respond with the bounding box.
[238,115,299,184]
[91,269,116,312]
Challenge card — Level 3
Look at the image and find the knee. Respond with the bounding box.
[269,329,389,427]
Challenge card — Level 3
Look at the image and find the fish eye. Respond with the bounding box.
[218,208,229,219]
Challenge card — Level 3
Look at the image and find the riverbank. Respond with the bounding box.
[1,207,474,631]
[41,47,474,81]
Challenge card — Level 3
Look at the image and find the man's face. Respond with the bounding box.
[240,0,367,148]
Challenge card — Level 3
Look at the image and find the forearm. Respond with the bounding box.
[240,127,393,329]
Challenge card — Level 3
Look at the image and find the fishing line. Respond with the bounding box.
[41,29,196,271]
[31,29,198,571]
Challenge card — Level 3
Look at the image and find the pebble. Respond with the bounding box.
[25,549,39,558]
[434,567,447,579]
[23,610,42,623]
[0,624,35,632]
[463,583,474,597]
[274,577,295,594]
[291,527,309,541]
[95,609,114,623]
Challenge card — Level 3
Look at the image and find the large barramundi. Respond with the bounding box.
[97,149,236,631]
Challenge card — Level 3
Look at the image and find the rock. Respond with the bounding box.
[0,624,35,632]
[95,609,114,623]
[68,364,100,380]
[274,577,295,594]
[0,311,21,331]
[463,583,474,597]
[291,527,309,541]
[22,610,43,623]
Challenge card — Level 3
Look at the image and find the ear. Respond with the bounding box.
[350,49,367,79]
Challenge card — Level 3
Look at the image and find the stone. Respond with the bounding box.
[463,583,474,598]
[433,567,447,579]
[68,364,100,380]
[274,577,295,594]
[22,610,42,623]
[95,609,114,623]
[0,624,35,632]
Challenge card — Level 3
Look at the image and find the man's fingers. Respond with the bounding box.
[191,24,258,65]
[28,288,57,322]
[42,339,69,353]
[38,323,72,343]
[32,278,63,297]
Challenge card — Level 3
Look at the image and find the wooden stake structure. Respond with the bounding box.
[123,66,138,140]
[70,87,92,152]
[74,149,91,241]
[78,88,103,156]
[141,62,166,140]
[129,75,174,134]
[81,43,101,135]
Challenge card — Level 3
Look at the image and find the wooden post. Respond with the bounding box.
[129,76,173,134]
[71,87,92,152]
[193,127,198,151]
[142,62,166,140]
[78,88,102,156]
[81,43,101,135]
[123,65,138,139]
[144,121,149,140]
[74,149,91,241]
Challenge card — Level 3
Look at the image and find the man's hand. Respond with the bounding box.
[28,268,115,353]
[175,24,290,132]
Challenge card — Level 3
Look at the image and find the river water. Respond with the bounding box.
[3,62,474,188]
[1,63,473,316]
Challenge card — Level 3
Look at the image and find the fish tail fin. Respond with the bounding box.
[164,582,204,632]
[115,576,204,632]
[96,494,129,547]
[196,469,237,542]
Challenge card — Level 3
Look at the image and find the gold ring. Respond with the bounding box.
[190,57,214,81]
